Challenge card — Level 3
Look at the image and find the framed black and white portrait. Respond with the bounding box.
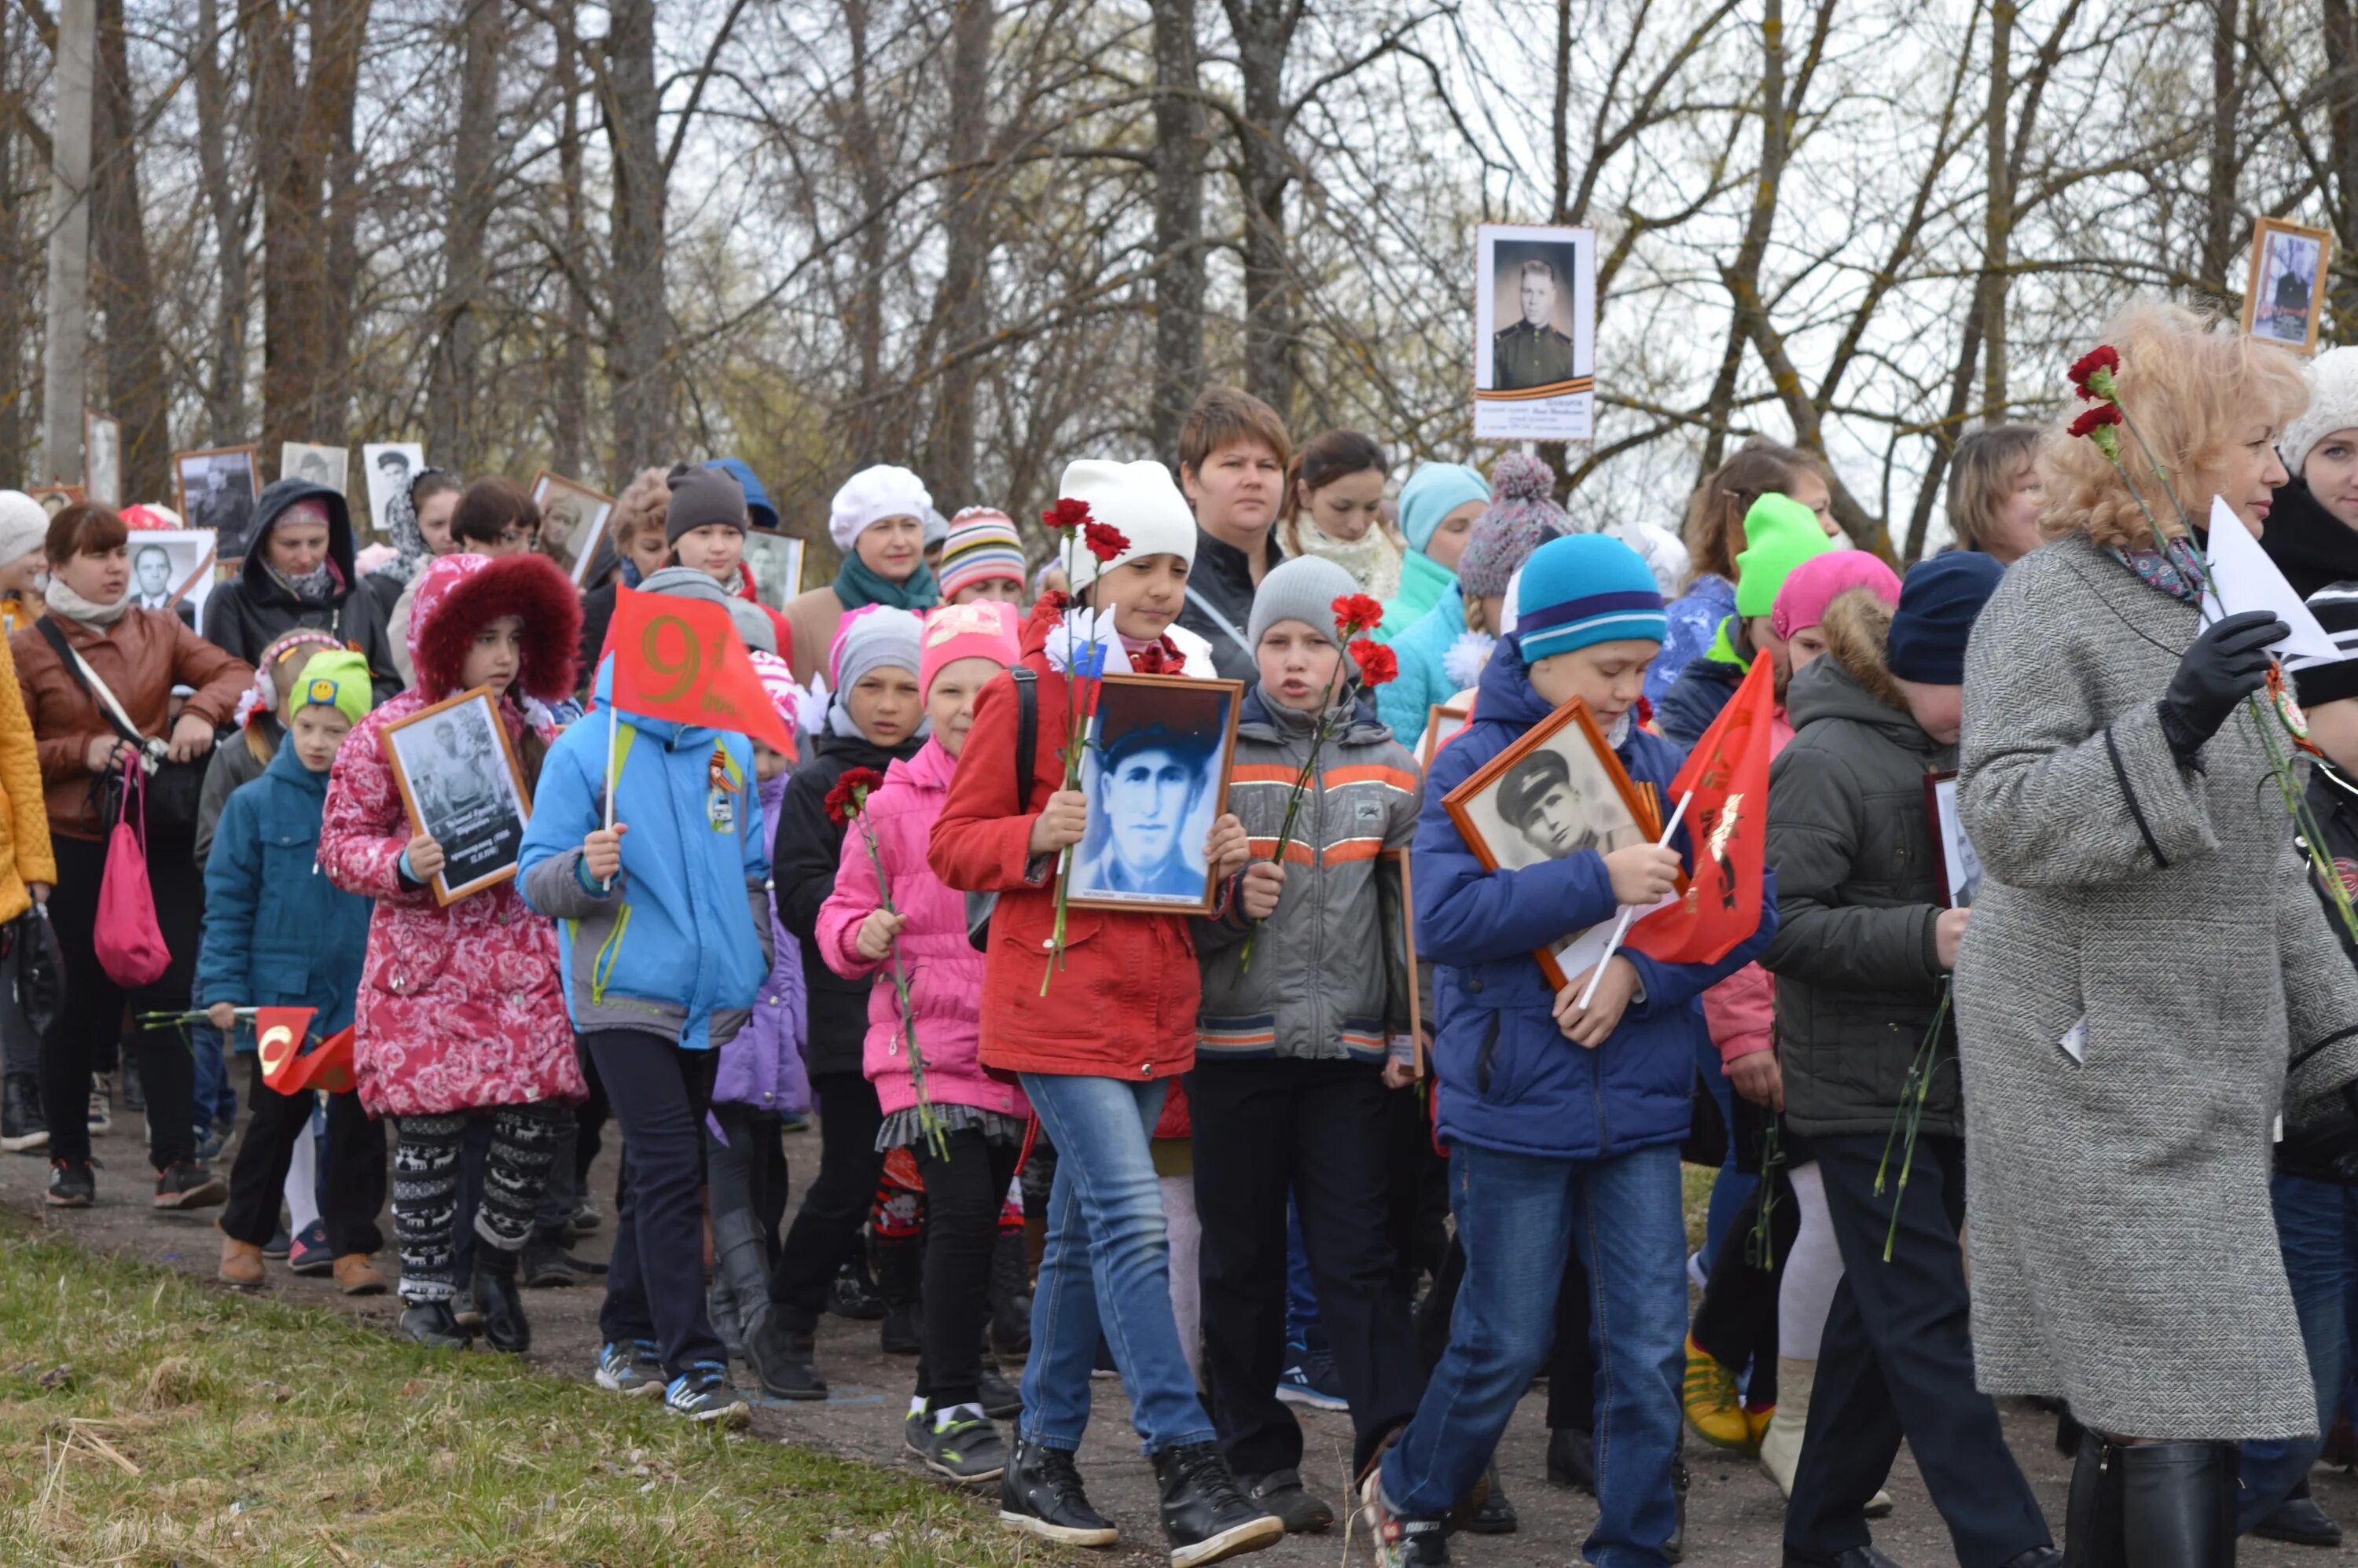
[742,531,807,611]
[28,484,83,519]
[362,442,426,536]
[1069,674,1243,915]
[379,687,534,905]
[174,446,261,559]
[83,411,120,508]
[530,471,616,587]
[124,528,219,628]
[1925,771,1983,909]
[2245,217,2334,356]
[1473,222,1596,442]
[281,441,350,495]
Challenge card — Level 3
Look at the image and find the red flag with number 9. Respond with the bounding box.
[605,586,797,757]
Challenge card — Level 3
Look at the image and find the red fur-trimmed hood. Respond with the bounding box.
[409,552,582,701]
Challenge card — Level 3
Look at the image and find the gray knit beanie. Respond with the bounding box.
[665,461,748,546]
[1247,555,1361,652]
[832,604,924,692]
[2282,347,2358,481]
[638,564,777,654]
[1457,452,1570,598]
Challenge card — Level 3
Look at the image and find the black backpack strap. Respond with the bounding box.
[1011,666,1038,813]
[39,616,141,749]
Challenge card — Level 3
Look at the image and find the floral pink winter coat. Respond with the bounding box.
[817,738,1026,1122]
[318,553,589,1118]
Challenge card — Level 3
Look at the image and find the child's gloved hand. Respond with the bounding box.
[1555,957,1639,1048]
[1028,790,1088,857]
[1604,843,1681,906]
[1239,861,1286,922]
[856,908,909,960]
[1206,813,1251,881]
[206,1001,238,1033]
[583,824,626,883]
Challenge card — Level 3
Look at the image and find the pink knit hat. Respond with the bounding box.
[748,648,799,740]
[1770,550,1901,641]
[918,600,1020,699]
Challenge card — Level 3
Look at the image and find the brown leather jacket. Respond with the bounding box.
[13,608,252,840]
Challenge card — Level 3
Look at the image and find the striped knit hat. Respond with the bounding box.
[1512,534,1667,663]
[938,508,1026,598]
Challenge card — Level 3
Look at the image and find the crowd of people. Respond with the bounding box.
[5,297,2358,1568]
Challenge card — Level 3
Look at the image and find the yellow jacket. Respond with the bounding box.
[0,631,55,922]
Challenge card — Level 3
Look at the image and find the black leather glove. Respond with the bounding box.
[2157,609,2286,762]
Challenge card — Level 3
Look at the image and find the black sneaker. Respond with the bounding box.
[978,1361,1022,1420]
[1237,1467,1333,1533]
[1274,1339,1348,1412]
[1150,1441,1284,1566]
[595,1339,666,1397]
[999,1438,1118,1548]
[398,1300,472,1349]
[86,1073,111,1135]
[520,1239,606,1287]
[45,1157,94,1207]
[881,1298,923,1355]
[1358,1471,1449,1566]
[666,1361,751,1427]
[1,1073,46,1153]
[1460,1461,1515,1533]
[152,1159,227,1210]
[830,1257,887,1319]
[905,1402,1008,1485]
[745,1313,828,1401]
[260,1226,294,1261]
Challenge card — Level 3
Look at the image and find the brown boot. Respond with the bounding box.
[219,1232,266,1288]
[333,1254,387,1296]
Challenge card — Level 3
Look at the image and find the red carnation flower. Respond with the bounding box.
[1332,593,1386,638]
[1082,520,1129,564]
[2066,402,2121,439]
[1350,638,1398,688]
[1042,498,1092,533]
[824,766,887,827]
[2067,345,2121,402]
[1035,588,1070,617]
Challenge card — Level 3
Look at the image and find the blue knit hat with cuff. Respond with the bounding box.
[1512,534,1667,663]
[1886,552,2004,685]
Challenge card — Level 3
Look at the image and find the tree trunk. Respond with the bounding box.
[431,0,503,474]
[40,0,94,486]
[318,0,366,450]
[552,0,589,479]
[2202,0,2239,288]
[90,0,167,502]
[603,0,670,487]
[0,2,30,480]
[1551,0,1573,222]
[1224,0,1296,419]
[1149,0,1204,457]
[2328,0,2358,344]
[926,0,991,505]
[1977,0,2012,424]
[193,0,250,447]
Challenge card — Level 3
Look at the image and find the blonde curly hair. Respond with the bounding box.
[2041,299,2308,549]
[609,466,671,551]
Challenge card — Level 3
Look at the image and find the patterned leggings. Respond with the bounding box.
[391,1105,562,1304]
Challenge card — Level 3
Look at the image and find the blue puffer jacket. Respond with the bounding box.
[1376,584,1471,753]
[518,670,773,1052]
[196,736,374,1041]
[1413,633,1776,1160]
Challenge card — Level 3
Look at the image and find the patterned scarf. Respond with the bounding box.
[2108,537,2207,605]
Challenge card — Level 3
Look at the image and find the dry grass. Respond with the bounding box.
[0,1221,1053,1566]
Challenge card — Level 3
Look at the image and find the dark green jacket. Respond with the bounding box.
[1764,633,1957,1139]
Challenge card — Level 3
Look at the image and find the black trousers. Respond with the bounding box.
[1787,1133,2050,1565]
[1189,1056,1425,1476]
[768,1070,885,1332]
[41,831,200,1169]
[586,1029,725,1379]
[220,1056,385,1256]
[1383,1081,1450,1292]
[1690,1166,1799,1408]
[914,1126,1023,1409]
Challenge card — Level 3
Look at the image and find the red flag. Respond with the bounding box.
[1627,654,1775,965]
[280,1025,357,1096]
[607,586,795,755]
[254,1008,318,1092]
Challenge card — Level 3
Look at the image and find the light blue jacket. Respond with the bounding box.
[1377,584,1470,752]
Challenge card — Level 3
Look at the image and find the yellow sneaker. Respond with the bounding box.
[1681,1334,1752,1451]
[1746,1403,1776,1449]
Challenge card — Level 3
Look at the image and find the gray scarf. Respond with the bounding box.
[44,575,131,627]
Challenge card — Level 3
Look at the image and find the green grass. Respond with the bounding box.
[0,1219,1051,1566]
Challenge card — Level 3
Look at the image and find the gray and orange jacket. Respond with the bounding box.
[1192,685,1422,1063]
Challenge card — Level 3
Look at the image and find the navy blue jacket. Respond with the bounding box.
[196,736,374,1040]
[1412,634,1776,1160]
[1653,638,1743,750]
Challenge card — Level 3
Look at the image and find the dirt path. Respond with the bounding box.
[7,1117,2354,1566]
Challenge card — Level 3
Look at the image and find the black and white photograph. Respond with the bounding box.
[123,528,218,629]
[281,440,350,495]
[362,442,426,534]
[1069,674,1242,914]
[1472,222,1596,442]
[742,531,807,611]
[530,470,616,586]
[83,411,119,508]
[2245,216,2334,354]
[28,484,83,518]
[173,445,261,558]
[1926,770,1983,909]
[380,686,534,904]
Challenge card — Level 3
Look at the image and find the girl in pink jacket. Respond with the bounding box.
[817,600,1027,1485]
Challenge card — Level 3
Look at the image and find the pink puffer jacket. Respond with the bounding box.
[817,738,1026,1122]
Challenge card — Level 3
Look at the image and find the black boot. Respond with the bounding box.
[2120,1441,2235,1568]
[2253,1478,2342,1547]
[399,1299,473,1349]
[873,1231,923,1354]
[2063,1433,2126,1568]
[989,1227,1033,1359]
[472,1250,531,1354]
[999,1438,1118,1548]
[1,1072,46,1154]
[1545,1426,1595,1494]
[745,1312,827,1400]
[829,1253,887,1319]
[1149,1441,1284,1567]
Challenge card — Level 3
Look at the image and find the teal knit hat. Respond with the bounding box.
[1732,494,1838,618]
[1398,462,1491,555]
[1513,534,1666,663]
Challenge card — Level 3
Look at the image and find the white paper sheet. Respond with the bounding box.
[2202,494,2343,662]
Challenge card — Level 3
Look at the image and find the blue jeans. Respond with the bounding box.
[2239,1173,2358,1529]
[1383,1140,1687,1567]
[1019,1073,1216,1454]
[1284,1199,1321,1350]
[189,1023,237,1130]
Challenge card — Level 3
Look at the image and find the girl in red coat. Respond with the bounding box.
[319,551,586,1352]
[929,458,1283,1567]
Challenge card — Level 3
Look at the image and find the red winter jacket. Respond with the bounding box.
[927,601,1206,1083]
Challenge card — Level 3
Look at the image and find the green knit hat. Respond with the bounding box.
[1732,494,1839,618]
[289,649,375,728]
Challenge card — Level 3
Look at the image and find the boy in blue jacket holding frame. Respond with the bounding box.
[520,659,774,1428]
[1363,535,1777,1567]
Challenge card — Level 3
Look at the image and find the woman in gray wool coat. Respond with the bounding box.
[1956,301,2358,1566]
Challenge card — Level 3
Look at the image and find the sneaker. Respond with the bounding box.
[563,1195,602,1239]
[778,1110,811,1133]
[1686,1247,1709,1291]
[46,1157,94,1206]
[977,1361,1022,1421]
[1,1073,46,1152]
[596,1339,666,1397]
[261,1227,294,1261]
[520,1239,606,1287]
[287,1220,332,1275]
[191,1123,228,1162]
[829,1258,887,1320]
[1462,1462,1515,1533]
[905,1401,1008,1485]
[451,1287,483,1330]
[1237,1468,1333,1533]
[999,1438,1118,1548]
[1357,1471,1448,1567]
[152,1159,227,1210]
[1150,1441,1284,1567]
[87,1074,112,1135]
[666,1361,751,1427]
[1274,1340,1347,1412]
[745,1314,828,1401]
[1681,1333,1752,1451]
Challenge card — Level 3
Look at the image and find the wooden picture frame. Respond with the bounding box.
[1924,770,1982,909]
[1067,673,1245,916]
[27,483,84,519]
[1442,695,1664,990]
[2244,216,2335,356]
[530,470,618,588]
[83,410,120,507]
[1380,847,1425,1079]
[1420,700,1472,774]
[173,444,262,558]
[376,685,535,905]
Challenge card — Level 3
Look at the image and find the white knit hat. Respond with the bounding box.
[1056,458,1198,593]
[0,491,46,570]
[2282,346,2358,480]
[828,465,933,552]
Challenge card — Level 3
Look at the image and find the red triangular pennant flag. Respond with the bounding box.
[1628,654,1775,965]
[255,1008,318,1092]
[606,586,795,756]
[279,1025,356,1096]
